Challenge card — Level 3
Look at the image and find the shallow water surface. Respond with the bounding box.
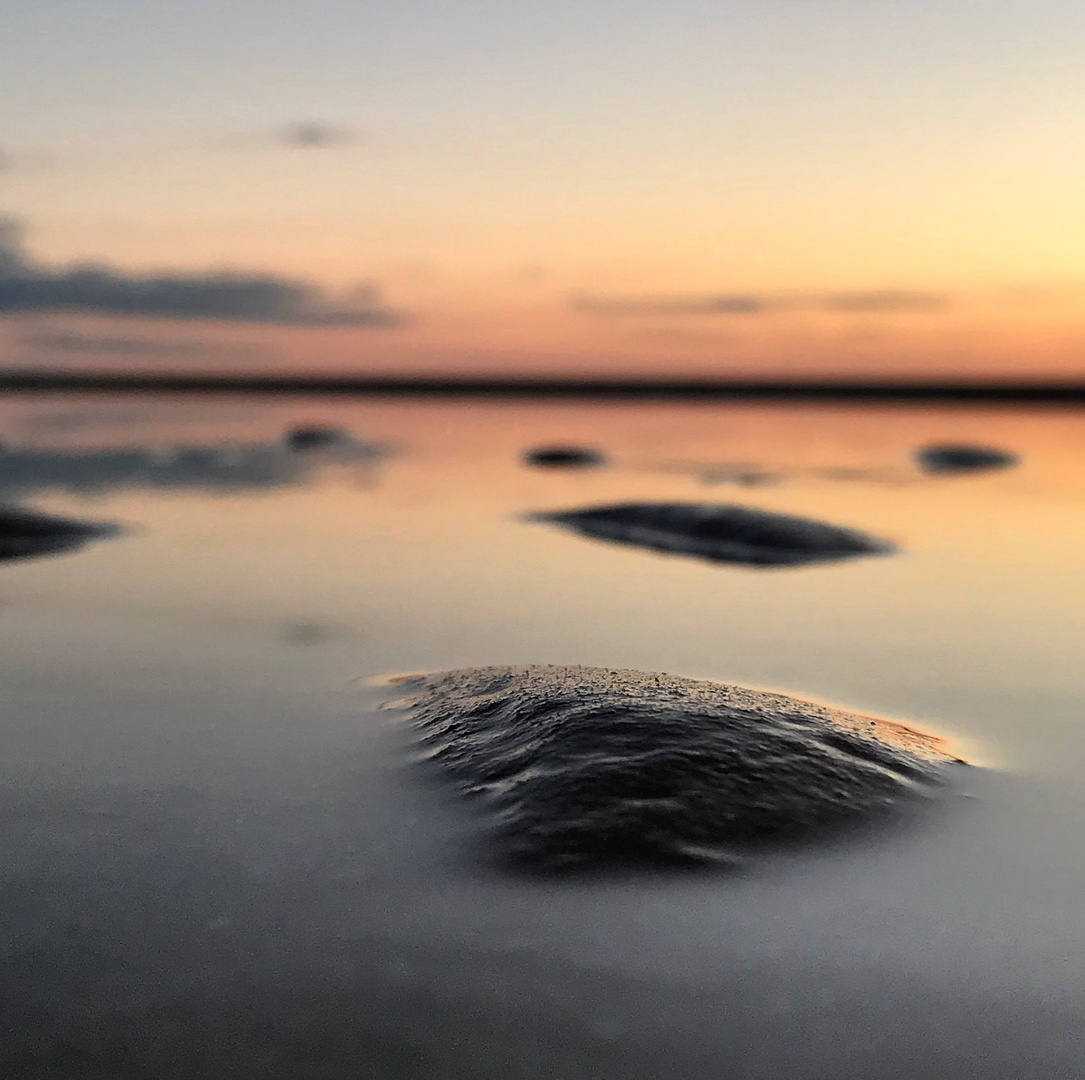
[1,396,1083,1078]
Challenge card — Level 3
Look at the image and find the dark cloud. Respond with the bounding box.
[0,218,403,327]
[277,121,356,148]
[573,289,949,317]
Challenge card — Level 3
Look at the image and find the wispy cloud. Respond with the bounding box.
[816,291,950,313]
[219,121,359,152]
[0,218,403,327]
[18,329,274,364]
[23,330,207,358]
[573,290,950,316]
[276,121,356,148]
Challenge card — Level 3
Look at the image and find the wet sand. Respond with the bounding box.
[0,396,1083,1077]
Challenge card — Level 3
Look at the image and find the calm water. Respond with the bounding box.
[2,395,1084,1078]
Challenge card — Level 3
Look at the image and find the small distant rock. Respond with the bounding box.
[529,502,894,567]
[280,620,333,646]
[522,446,606,469]
[284,425,351,451]
[0,506,120,563]
[916,444,1019,475]
[380,664,966,870]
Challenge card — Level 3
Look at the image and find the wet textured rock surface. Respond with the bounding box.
[384,665,965,869]
[0,505,119,562]
[916,443,1019,474]
[530,502,894,567]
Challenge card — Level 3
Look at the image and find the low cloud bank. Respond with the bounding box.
[0,218,403,327]
[574,290,949,316]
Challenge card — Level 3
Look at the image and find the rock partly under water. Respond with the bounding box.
[284,425,354,451]
[529,502,895,567]
[0,505,119,562]
[522,445,607,469]
[916,443,1019,474]
[382,665,966,870]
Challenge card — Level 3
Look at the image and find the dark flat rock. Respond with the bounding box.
[916,443,1019,474]
[522,445,607,469]
[284,425,353,451]
[529,502,894,567]
[381,665,966,870]
[0,505,120,562]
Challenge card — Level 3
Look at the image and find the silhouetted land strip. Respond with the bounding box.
[1,370,1084,402]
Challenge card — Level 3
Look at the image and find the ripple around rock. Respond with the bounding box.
[0,505,119,562]
[381,665,967,870]
[528,502,895,567]
[916,443,1019,474]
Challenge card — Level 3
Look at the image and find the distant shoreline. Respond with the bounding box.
[0,369,1084,403]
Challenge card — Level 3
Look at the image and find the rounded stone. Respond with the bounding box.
[0,505,119,563]
[381,664,967,870]
[916,444,1019,474]
[284,425,351,451]
[522,446,607,469]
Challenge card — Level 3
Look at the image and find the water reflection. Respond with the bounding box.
[0,432,388,497]
[0,397,1081,1080]
[639,445,1020,488]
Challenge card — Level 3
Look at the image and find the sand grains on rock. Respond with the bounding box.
[380,664,966,870]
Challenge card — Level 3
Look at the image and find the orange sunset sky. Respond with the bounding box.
[2,0,1084,379]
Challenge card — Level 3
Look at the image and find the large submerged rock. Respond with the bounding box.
[529,502,894,567]
[0,505,119,563]
[382,665,965,870]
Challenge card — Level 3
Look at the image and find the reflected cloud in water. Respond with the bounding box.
[639,452,1019,489]
[0,433,390,497]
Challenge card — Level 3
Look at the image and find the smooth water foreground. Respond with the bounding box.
[1,395,1083,1078]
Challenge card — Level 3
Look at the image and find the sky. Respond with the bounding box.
[1,0,1084,378]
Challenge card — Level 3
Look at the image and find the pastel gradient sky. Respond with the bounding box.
[2,0,1084,377]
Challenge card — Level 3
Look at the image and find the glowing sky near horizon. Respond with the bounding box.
[2,0,1084,376]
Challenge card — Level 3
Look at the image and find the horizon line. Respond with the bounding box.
[0,369,1084,403]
